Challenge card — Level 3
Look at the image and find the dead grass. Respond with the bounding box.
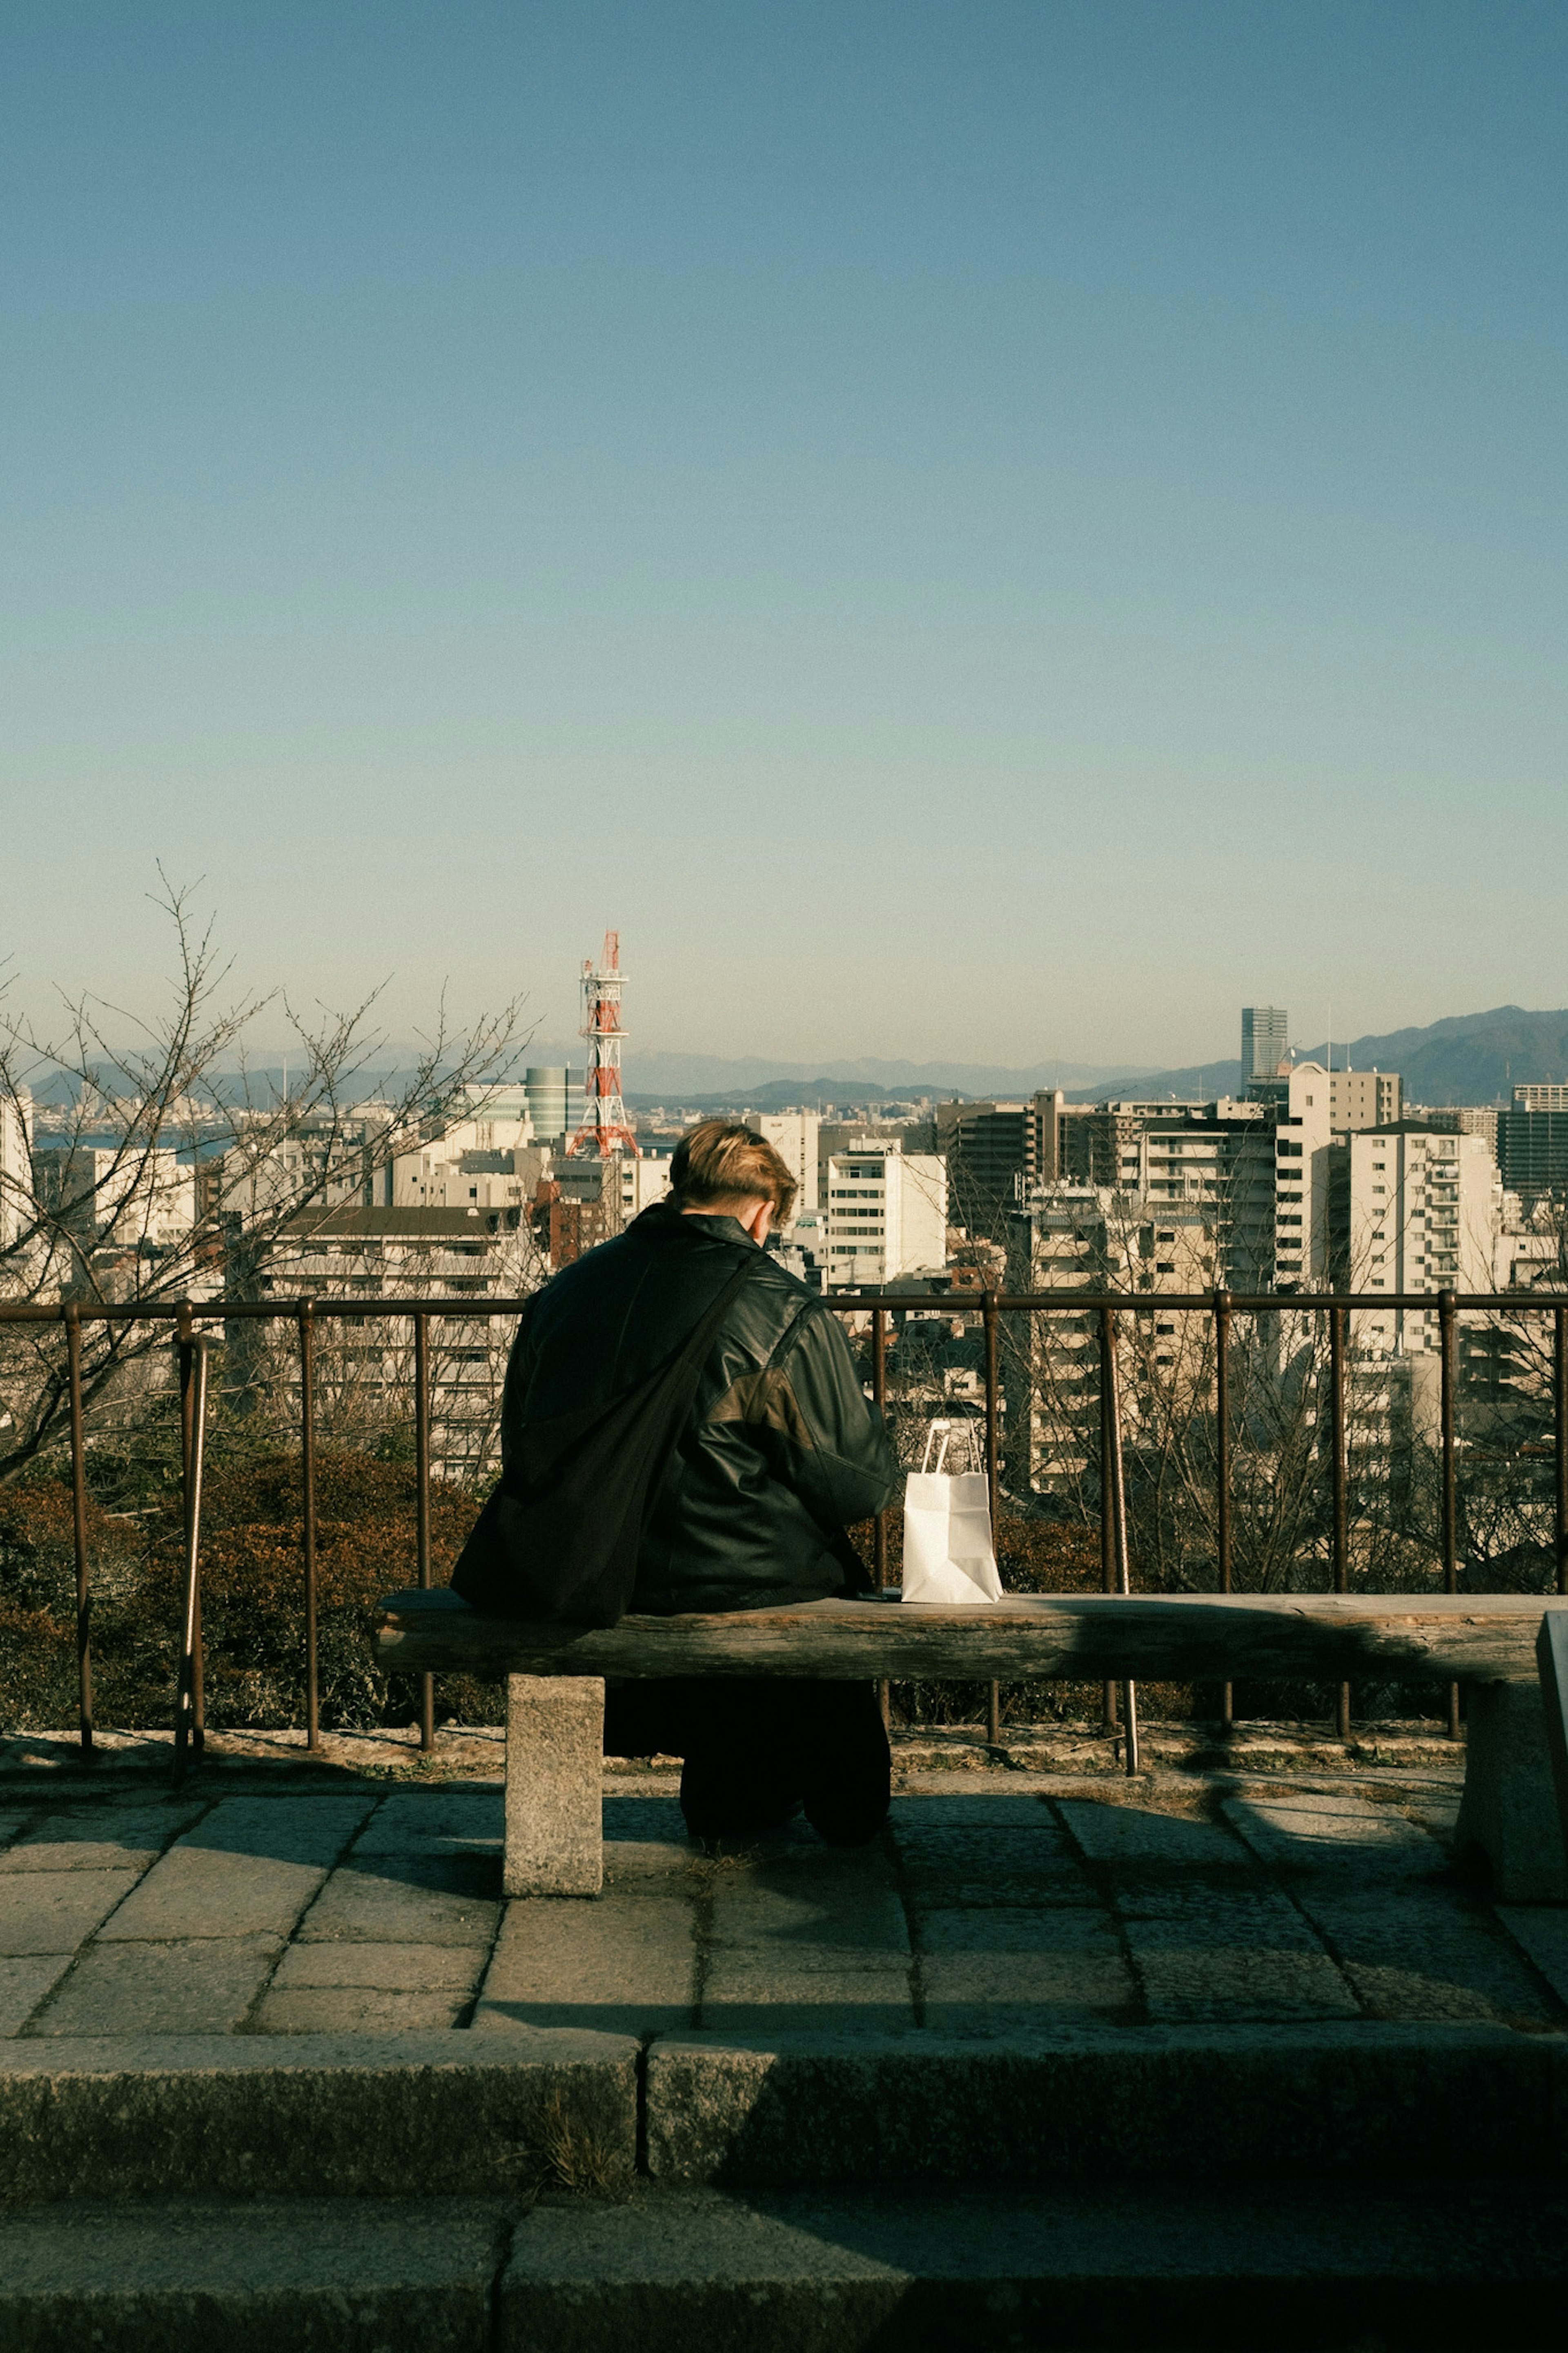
[528,2088,635,2201]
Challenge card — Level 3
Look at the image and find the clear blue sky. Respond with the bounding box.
[4,2,1565,1071]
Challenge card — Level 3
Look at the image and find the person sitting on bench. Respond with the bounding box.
[486,1119,899,1843]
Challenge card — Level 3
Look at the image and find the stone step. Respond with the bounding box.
[0,2023,1560,2202]
[1,2183,1563,2351]
[645,2023,1566,2186]
[0,2029,638,2203]
[500,2181,1568,2351]
[0,2196,506,2352]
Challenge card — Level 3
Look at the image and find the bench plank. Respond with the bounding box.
[376,1589,1568,1684]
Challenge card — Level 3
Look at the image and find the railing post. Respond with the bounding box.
[64,1304,94,1755]
[1439,1288,1461,1742]
[1555,1306,1568,1599]
[982,1291,1002,1749]
[298,1301,320,1753]
[1330,1303,1350,1742]
[871,1305,891,1733]
[1099,1304,1118,1735]
[1100,1304,1137,1773]
[415,1310,435,1753]
[174,1323,209,1786]
[1213,1288,1233,1729]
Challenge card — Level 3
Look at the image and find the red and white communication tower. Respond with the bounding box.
[565,930,639,1159]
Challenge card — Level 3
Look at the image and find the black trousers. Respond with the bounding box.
[604,1676,891,1846]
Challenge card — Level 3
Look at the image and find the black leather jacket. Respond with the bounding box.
[495,1201,898,1613]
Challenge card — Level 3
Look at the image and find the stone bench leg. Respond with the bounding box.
[1453,1677,1568,1903]
[504,1675,604,1897]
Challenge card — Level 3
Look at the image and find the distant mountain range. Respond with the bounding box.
[39,1006,1568,1115]
[1058,1006,1568,1109]
[620,1008,1568,1112]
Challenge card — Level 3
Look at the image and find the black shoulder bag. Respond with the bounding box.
[450,1251,761,1627]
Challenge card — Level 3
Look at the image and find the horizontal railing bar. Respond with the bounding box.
[3,1288,1565,1327]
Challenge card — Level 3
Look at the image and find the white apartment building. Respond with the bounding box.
[392,1108,547,1216]
[1328,1070,1402,1131]
[1116,1064,1333,1290]
[824,1144,947,1288]
[1339,1126,1503,1354]
[746,1112,821,1216]
[30,1146,196,1256]
[218,1106,404,1222]
[0,1090,33,1258]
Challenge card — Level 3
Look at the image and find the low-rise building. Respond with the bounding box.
[392,1108,548,1216]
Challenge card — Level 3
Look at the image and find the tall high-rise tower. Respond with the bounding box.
[566,931,639,1159]
[1241,1005,1290,1083]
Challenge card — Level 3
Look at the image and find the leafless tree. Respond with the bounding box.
[0,879,529,1485]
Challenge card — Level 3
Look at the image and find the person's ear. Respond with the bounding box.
[738,1197,773,1243]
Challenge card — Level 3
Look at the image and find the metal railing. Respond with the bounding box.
[5,1286,1566,1776]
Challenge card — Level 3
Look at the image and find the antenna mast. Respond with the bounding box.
[566,930,639,1159]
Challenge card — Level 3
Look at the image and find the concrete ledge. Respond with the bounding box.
[643,2025,1560,2186]
[0,2197,507,2353]
[500,2181,1568,2352]
[0,2030,638,2203]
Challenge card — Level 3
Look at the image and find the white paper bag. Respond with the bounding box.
[901,1423,1003,1605]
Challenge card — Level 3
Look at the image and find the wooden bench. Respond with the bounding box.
[374,1588,1568,1902]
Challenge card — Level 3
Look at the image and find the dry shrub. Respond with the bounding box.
[0,1452,503,1734]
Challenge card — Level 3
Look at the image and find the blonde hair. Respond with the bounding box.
[669,1120,797,1225]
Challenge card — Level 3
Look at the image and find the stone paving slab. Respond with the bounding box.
[1291,1892,1562,2024]
[255,1986,473,2033]
[0,1802,206,1873]
[1059,1797,1255,1870]
[889,1801,1098,1909]
[98,1850,332,1943]
[0,1869,142,1956]
[32,1932,285,2036]
[296,1857,501,1947]
[0,1956,73,2036]
[698,1971,918,2037]
[95,1795,375,1943]
[349,1793,503,1857]
[476,1891,696,2035]
[0,1766,1555,2048]
[919,1907,1135,2032]
[1224,1791,1450,1879]
[1122,1916,1361,2023]
[271,1939,486,1992]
